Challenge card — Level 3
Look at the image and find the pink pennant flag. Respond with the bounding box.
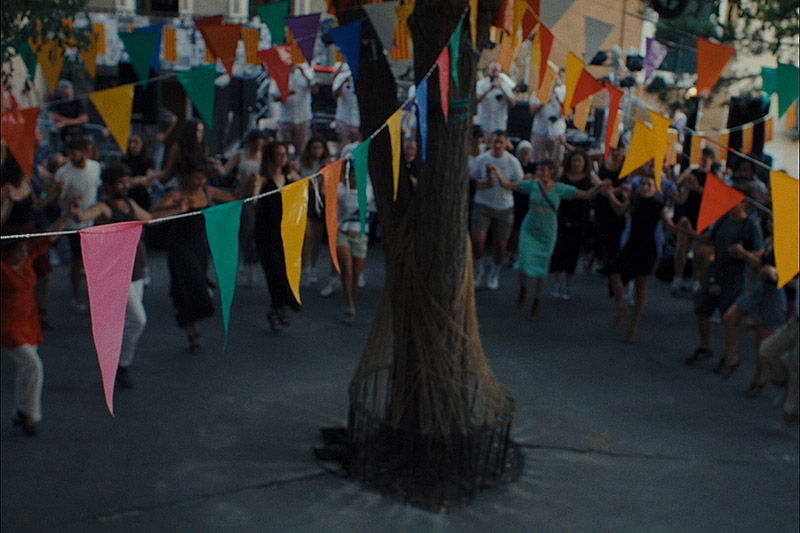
[80,221,145,415]
[436,48,450,121]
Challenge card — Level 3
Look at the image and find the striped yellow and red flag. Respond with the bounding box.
[390,18,411,60]
[93,23,106,55]
[242,28,260,65]
[163,27,177,62]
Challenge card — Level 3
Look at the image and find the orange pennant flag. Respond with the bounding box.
[536,24,554,90]
[281,179,309,305]
[573,98,591,130]
[763,117,773,143]
[696,38,735,98]
[769,170,799,287]
[648,109,672,191]
[92,22,106,55]
[563,52,584,114]
[741,123,753,154]
[536,61,558,106]
[610,113,622,152]
[321,159,344,273]
[199,24,242,77]
[696,173,746,233]
[386,109,402,200]
[89,84,134,154]
[716,130,730,162]
[496,31,516,73]
[0,106,40,178]
[570,69,603,111]
[604,80,624,158]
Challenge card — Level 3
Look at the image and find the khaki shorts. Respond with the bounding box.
[470,203,514,240]
[336,231,368,259]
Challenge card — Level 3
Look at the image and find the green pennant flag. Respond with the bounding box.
[352,138,371,236]
[776,62,800,117]
[176,64,217,130]
[449,19,462,88]
[202,200,243,351]
[16,40,38,81]
[258,1,290,45]
[761,66,776,96]
[118,31,160,88]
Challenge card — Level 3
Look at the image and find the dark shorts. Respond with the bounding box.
[694,275,739,317]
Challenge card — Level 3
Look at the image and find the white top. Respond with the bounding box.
[472,150,524,210]
[333,71,360,128]
[270,64,315,124]
[475,75,516,133]
[237,157,261,182]
[56,160,102,230]
[529,83,566,136]
[338,180,375,233]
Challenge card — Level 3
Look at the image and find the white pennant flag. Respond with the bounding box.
[584,17,614,64]
[363,1,400,56]
[541,0,575,28]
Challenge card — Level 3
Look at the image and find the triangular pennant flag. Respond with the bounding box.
[776,62,800,117]
[198,24,242,78]
[604,80,623,157]
[363,1,398,55]
[536,24,554,90]
[584,17,613,65]
[176,64,217,130]
[536,61,558,107]
[16,40,38,81]
[287,29,306,65]
[696,173,746,234]
[195,14,224,28]
[644,38,669,83]
[134,25,163,75]
[496,31,518,73]
[257,46,292,104]
[89,84,134,154]
[716,129,730,162]
[286,13,321,65]
[79,32,99,79]
[522,0,539,40]
[80,221,145,415]
[33,39,65,94]
[417,78,429,161]
[321,159,344,273]
[329,20,362,80]
[387,108,402,200]
[512,0,527,37]
[118,31,160,88]
[391,2,413,60]
[570,69,603,110]
[741,122,753,154]
[352,139,371,235]
[541,0,574,27]
[761,66,777,95]
[787,101,798,131]
[281,179,309,304]
[470,0,478,47]
[92,22,107,55]
[648,109,671,191]
[258,1,290,45]
[695,37,735,98]
[609,113,623,152]
[619,119,654,178]
[436,48,450,121]
[242,27,260,65]
[764,117,773,143]
[563,51,585,113]
[202,200,242,350]
[0,106,39,178]
[770,171,799,287]
[449,19,462,88]
[493,0,514,34]
[573,98,591,130]
[665,128,678,166]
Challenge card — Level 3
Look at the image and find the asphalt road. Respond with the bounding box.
[2,241,798,532]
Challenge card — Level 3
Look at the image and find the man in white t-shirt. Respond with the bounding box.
[475,61,516,140]
[332,63,361,148]
[470,130,524,290]
[55,135,102,312]
[529,68,567,162]
[269,63,318,158]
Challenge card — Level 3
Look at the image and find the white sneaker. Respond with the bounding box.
[670,278,682,296]
[561,285,572,300]
[308,267,319,284]
[70,298,88,313]
[320,277,341,297]
[551,284,562,298]
[487,270,499,290]
[300,267,312,288]
[358,272,366,288]
[474,262,486,288]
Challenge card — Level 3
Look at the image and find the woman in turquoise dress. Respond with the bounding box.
[494,159,607,320]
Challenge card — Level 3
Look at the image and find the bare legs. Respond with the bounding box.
[724,302,774,392]
[517,274,545,321]
[337,245,365,325]
[610,274,648,341]
[302,219,324,273]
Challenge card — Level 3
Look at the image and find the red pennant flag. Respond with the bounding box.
[537,24,554,90]
[696,173,746,234]
[696,38,735,98]
[320,159,344,274]
[522,0,539,39]
[198,24,242,78]
[493,0,513,34]
[604,80,623,158]
[258,45,292,104]
[194,14,224,28]
[0,106,39,178]
[436,48,450,122]
[570,69,604,109]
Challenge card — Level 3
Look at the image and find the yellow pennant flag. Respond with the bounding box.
[770,171,799,287]
[764,117,773,143]
[33,39,66,94]
[716,130,729,162]
[496,31,516,72]
[648,109,671,191]
[741,123,753,154]
[619,119,654,178]
[387,108,402,201]
[470,0,478,47]
[563,52,584,114]
[512,1,526,38]
[89,84,134,154]
[281,179,310,305]
[573,98,591,130]
[536,62,558,106]
[79,33,98,79]
[530,30,541,80]
[689,135,703,165]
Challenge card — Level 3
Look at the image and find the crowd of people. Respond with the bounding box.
[1,59,797,437]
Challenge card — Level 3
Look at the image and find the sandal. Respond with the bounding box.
[267,311,282,332]
[685,347,713,366]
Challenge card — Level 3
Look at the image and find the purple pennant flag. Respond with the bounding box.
[286,13,321,65]
[644,38,669,83]
[417,78,428,161]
